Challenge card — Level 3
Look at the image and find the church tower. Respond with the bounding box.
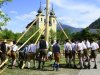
[49,4,57,33]
[36,0,45,31]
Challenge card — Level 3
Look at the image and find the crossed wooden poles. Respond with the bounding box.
[0,15,70,74]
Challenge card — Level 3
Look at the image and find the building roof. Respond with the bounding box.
[26,20,36,28]
[50,4,55,16]
[37,0,42,14]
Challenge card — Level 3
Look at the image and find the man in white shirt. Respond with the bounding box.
[71,39,77,68]
[84,39,91,69]
[26,43,37,68]
[11,41,18,68]
[90,39,99,69]
[63,39,72,68]
[77,40,84,69]
[81,40,88,68]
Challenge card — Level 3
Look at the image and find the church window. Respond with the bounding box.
[41,18,42,21]
[53,19,55,23]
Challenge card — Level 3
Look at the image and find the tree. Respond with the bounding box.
[0,28,21,40]
[0,0,12,29]
[0,0,12,7]
[49,29,56,41]
[57,28,71,43]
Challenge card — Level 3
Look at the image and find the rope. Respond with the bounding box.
[16,13,42,44]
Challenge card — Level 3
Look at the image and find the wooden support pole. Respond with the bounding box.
[45,0,50,43]
[0,59,8,68]
[56,18,71,42]
[0,66,7,74]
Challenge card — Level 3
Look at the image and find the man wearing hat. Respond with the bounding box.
[0,40,7,65]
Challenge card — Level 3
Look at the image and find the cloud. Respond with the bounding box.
[9,11,18,14]
[16,11,37,22]
[50,0,100,28]
[5,11,38,33]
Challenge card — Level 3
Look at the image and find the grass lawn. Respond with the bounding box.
[0,45,81,75]
[0,54,80,75]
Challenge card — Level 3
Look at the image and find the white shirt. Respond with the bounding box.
[71,43,77,51]
[82,41,87,49]
[77,42,83,51]
[86,40,91,48]
[12,44,18,52]
[91,42,99,50]
[64,42,72,51]
[28,44,36,53]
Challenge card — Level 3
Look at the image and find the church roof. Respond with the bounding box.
[26,20,36,28]
[37,0,42,14]
[50,4,55,16]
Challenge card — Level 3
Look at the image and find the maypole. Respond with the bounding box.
[45,0,50,42]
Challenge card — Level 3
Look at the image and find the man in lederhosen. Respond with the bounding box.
[90,39,99,69]
[11,41,18,68]
[81,39,88,68]
[63,39,72,68]
[71,39,77,68]
[0,40,7,66]
[85,39,91,68]
[52,40,60,71]
[26,42,37,69]
[77,40,84,69]
[37,35,48,69]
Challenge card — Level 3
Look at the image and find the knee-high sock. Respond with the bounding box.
[66,57,69,64]
[69,58,72,65]
[13,59,16,66]
[33,60,36,67]
[42,61,45,68]
[80,58,83,67]
[38,61,41,68]
[27,62,30,68]
[94,58,97,66]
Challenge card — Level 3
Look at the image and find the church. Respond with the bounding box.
[26,1,57,39]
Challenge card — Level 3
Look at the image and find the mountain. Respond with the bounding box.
[88,18,100,29]
[57,24,83,33]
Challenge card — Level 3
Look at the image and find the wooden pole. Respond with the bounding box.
[0,59,8,68]
[56,18,71,42]
[45,0,50,43]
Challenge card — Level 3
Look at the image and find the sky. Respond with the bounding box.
[1,0,100,33]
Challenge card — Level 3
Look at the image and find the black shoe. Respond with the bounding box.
[93,65,97,69]
[37,67,40,69]
[88,65,91,69]
[83,64,87,69]
[73,65,76,69]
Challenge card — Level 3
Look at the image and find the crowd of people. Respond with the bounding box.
[0,36,100,71]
